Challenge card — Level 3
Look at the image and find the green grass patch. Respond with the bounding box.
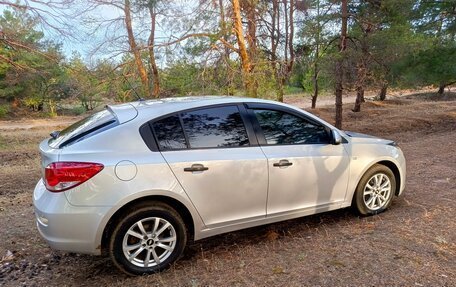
[0,135,6,149]
[0,104,10,118]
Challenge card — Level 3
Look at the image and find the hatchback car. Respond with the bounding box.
[33,96,406,275]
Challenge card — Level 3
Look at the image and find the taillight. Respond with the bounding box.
[44,162,104,192]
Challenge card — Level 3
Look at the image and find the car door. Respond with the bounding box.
[247,104,350,216]
[152,104,268,228]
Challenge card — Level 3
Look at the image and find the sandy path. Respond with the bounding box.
[0,117,80,131]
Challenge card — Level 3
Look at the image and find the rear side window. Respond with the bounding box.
[181,106,249,148]
[49,109,117,148]
[152,115,188,150]
[253,109,330,145]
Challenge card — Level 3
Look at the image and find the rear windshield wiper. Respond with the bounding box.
[50,131,60,139]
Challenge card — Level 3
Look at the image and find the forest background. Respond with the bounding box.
[1,0,455,128]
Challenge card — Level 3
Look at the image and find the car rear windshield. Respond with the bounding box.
[49,108,117,148]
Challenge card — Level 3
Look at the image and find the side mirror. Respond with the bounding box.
[331,130,342,145]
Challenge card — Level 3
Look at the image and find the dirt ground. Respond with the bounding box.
[0,93,455,286]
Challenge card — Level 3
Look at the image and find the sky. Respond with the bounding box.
[0,0,204,65]
[1,1,127,62]
[46,3,125,62]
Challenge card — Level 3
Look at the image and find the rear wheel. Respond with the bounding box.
[109,202,187,275]
[354,164,396,215]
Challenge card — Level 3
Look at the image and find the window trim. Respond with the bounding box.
[141,103,259,152]
[139,122,159,151]
[244,103,333,146]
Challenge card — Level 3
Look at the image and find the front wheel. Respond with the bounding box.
[353,164,396,215]
[109,202,187,275]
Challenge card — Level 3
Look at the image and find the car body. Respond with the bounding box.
[33,96,406,275]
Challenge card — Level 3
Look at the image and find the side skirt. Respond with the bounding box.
[195,202,343,241]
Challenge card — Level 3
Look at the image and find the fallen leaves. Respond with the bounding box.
[1,250,14,263]
[272,266,287,274]
[265,230,279,241]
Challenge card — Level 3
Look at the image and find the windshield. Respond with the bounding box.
[49,109,116,148]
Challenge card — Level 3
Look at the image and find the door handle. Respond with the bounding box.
[184,164,209,172]
[273,160,293,167]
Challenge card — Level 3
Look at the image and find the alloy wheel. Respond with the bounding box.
[363,173,392,211]
[122,217,177,268]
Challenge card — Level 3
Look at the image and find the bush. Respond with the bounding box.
[0,104,10,118]
[71,106,87,115]
[23,96,43,111]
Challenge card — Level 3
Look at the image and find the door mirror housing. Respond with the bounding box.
[331,130,342,145]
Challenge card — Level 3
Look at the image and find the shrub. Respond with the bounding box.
[23,96,43,111]
[0,104,10,118]
[72,106,87,115]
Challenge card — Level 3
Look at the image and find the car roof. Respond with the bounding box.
[107,96,336,130]
[134,95,270,109]
[108,96,281,123]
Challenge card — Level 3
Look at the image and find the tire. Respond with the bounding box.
[109,202,187,276]
[353,164,396,215]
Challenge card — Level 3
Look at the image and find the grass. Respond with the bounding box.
[0,104,10,119]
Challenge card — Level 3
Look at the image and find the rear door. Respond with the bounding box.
[247,104,350,216]
[153,104,268,228]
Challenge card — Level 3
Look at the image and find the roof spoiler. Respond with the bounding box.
[106,103,138,124]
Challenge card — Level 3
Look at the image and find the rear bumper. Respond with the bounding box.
[33,180,110,255]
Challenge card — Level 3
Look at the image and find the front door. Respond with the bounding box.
[249,107,350,216]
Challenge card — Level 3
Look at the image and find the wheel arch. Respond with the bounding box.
[100,195,195,255]
[376,160,401,196]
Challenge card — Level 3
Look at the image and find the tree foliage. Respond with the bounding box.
[0,0,455,122]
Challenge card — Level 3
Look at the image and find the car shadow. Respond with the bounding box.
[71,199,407,281]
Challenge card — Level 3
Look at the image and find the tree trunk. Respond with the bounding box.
[335,81,343,128]
[277,80,284,103]
[287,0,295,75]
[277,91,284,102]
[218,0,232,91]
[148,5,160,98]
[353,86,364,112]
[311,1,320,109]
[270,0,279,101]
[124,0,150,98]
[232,0,256,97]
[353,23,369,112]
[219,0,230,58]
[270,0,285,102]
[284,0,289,63]
[353,64,366,112]
[269,0,294,103]
[245,0,258,98]
[311,66,319,109]
[379,83,388,101]
[244,2,257,60]
[438,83,446,95]
[335,0,348,129]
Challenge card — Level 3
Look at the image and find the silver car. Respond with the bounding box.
[33,97,406,275]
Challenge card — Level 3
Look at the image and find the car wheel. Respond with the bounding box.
[354,164,396,215]
[109,202,187,275]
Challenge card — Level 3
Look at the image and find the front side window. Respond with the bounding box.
[253,109,330,145]
[152,115,188,150]
[181,106,249,148]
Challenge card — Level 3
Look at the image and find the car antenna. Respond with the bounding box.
[122,73,144,102]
